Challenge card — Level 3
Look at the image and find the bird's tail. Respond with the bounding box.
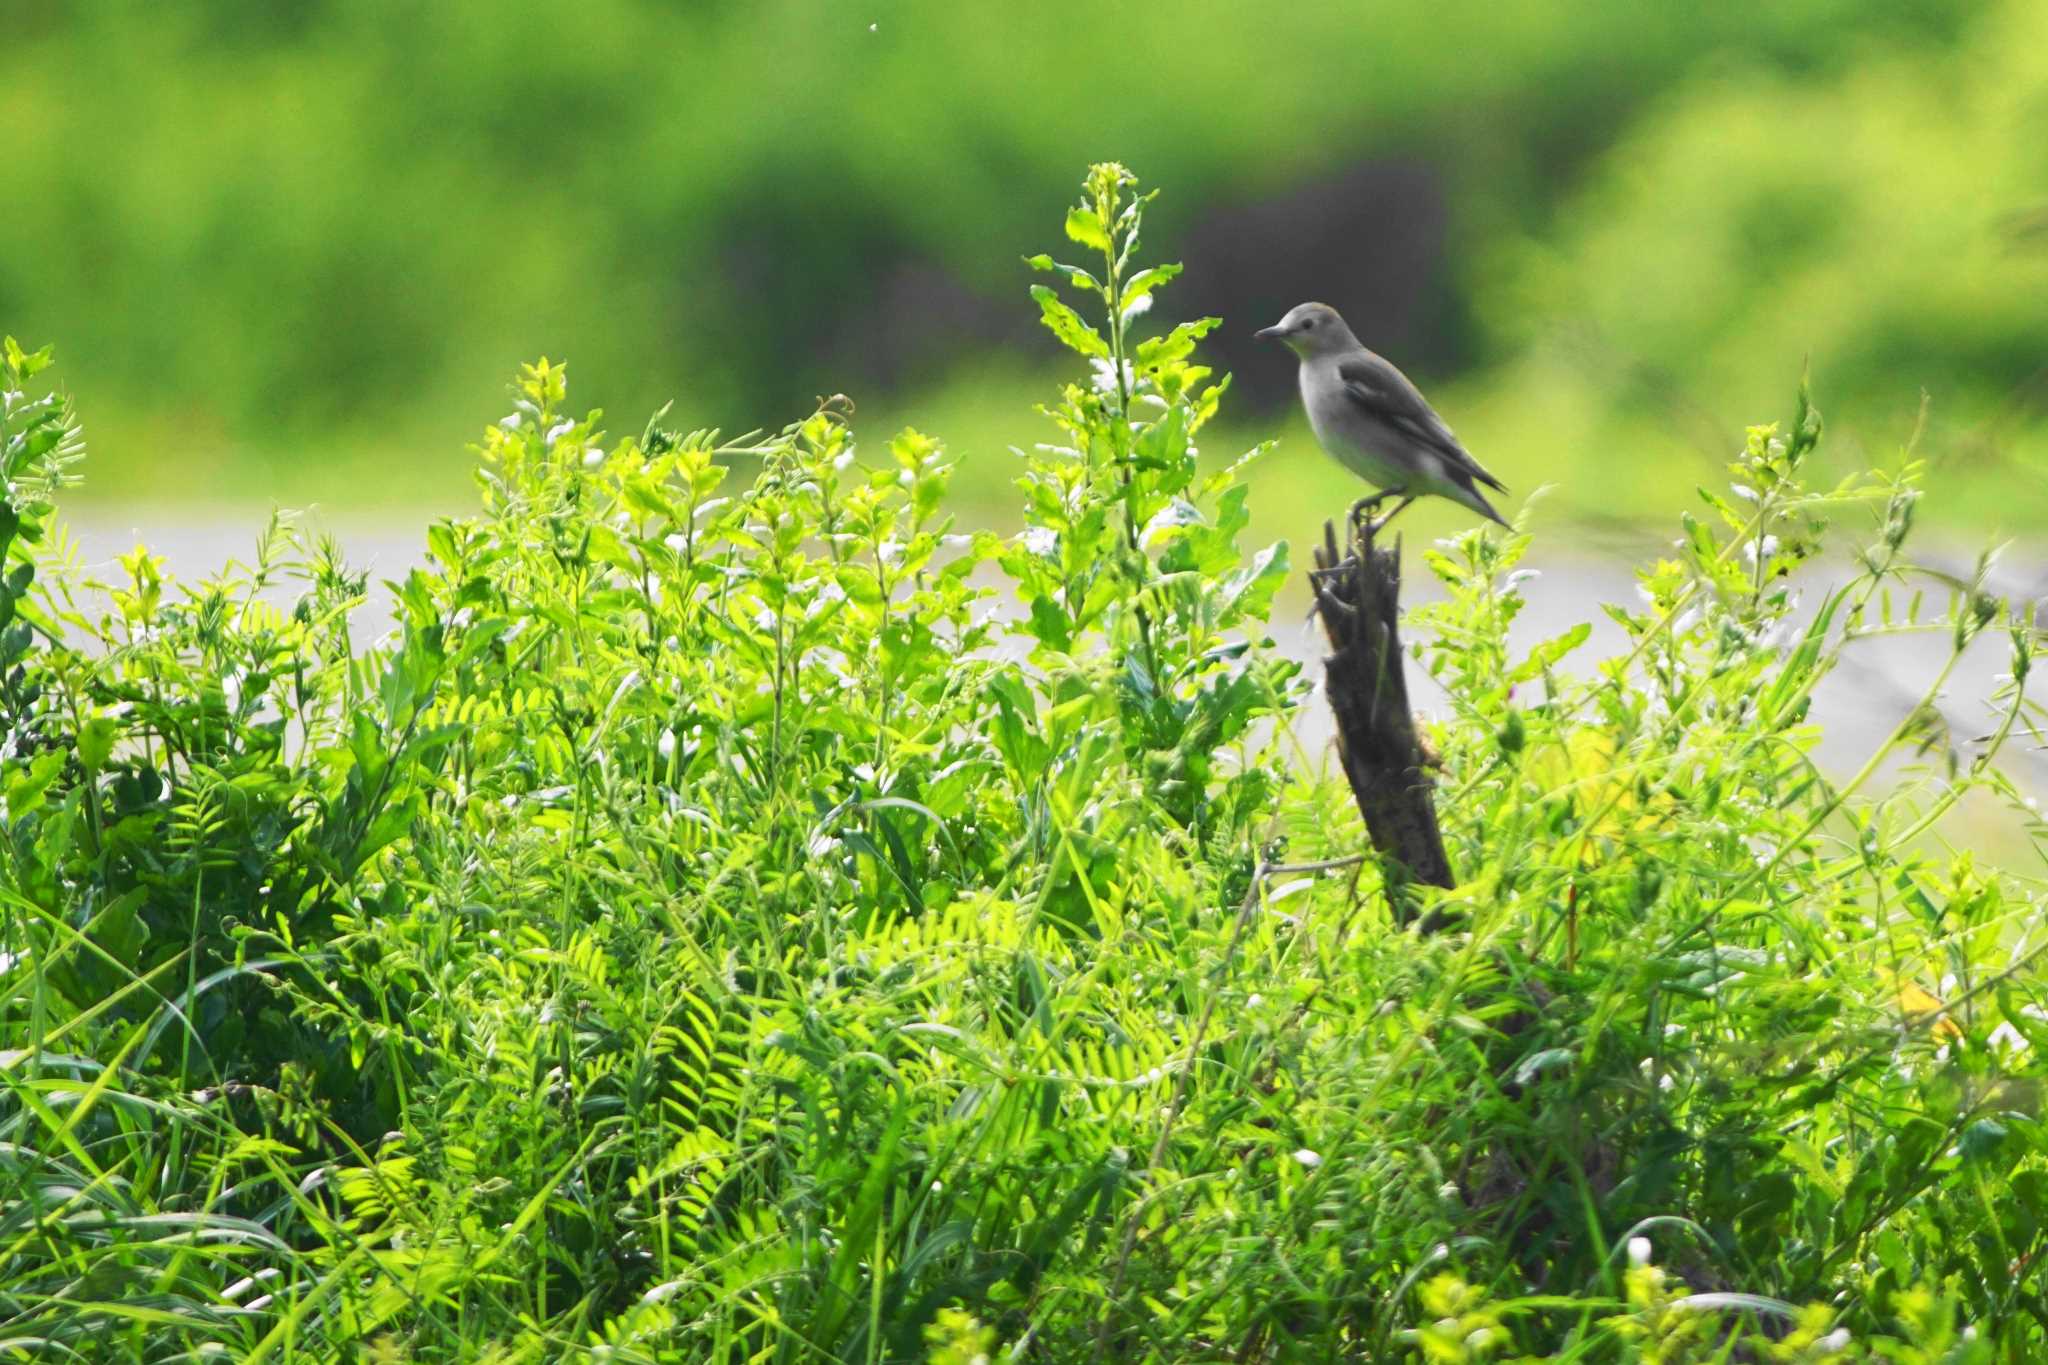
[1463,485,1511,529]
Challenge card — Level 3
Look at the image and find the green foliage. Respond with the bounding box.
[1473,0,2048,530]
[3,166,2047,1361]
[0,0,2000,508]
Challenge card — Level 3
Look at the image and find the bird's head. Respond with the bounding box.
[1254,302,1356,359]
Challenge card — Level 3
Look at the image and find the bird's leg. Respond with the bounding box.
[1347,491,1394,535]
[1367,496,1418,537]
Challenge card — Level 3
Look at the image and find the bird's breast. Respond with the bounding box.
[1301,364,1370,446]
[1300,365,1408,490]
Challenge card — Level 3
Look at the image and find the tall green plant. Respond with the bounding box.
[0,167,2044,1362]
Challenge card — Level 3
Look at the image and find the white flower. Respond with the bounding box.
[544,419,574,447]
[1627,1236,1652,1267]
[582,448,605,468]
[1023,527,1058,558]
[1818,1327,1852,1354]
[1732,483,1759,502]
[657,729,677,761]
[1291,1148,1322,1169]
[1120,292,1153,324]
[664,532,688,552]
[1742,616,1787,651]
[1087,356,1135,396]
[499,413,523,430]
[1505,569,1541,588]
[1140,500,1203,543]
[1990,1021,2030,1054]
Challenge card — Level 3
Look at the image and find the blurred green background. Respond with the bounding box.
[5,0,2045,549]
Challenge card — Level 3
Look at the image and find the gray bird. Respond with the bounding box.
[1256,302,1508,532]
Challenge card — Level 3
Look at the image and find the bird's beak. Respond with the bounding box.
[1254,325,1288,343]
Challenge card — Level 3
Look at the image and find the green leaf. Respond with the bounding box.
[1026,595,1073,653]
[1219,541,1289,623]
[810,1095,909,1351]
[83,888,149,969]
[1133,316,1219,370]
[1118,262,1181,313]
[1025,255,1102,296]
[401,723,469,766]
[1507,621,1591,682]
[987,670,1050,779]
[1513,1047,1575,1086]
[1959,1118,2009,1164]
[621,472,675,521]
[3,748,65,819]
[1064,206,1112,254]
[1029,286,1109,359]
[77,716,120,772]
[3,337,55,379]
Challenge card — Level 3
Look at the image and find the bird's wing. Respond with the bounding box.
[1337,354,1506,493]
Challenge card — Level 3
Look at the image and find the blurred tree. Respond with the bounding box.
[0,0,2002,510]
[1469,0,2048,531]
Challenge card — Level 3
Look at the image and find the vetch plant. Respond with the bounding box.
[0,167,2043,1361]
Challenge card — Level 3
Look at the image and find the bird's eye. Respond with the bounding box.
[1302,317,1316,330]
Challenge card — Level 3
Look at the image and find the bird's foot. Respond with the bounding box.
[1347,493,1391,523]
[1364,495,1418,539]
[1349,491,1414,541]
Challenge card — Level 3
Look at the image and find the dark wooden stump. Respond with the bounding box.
[1310,513,1454,926]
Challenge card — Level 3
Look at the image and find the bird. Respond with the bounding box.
[1256,302,1508,533]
